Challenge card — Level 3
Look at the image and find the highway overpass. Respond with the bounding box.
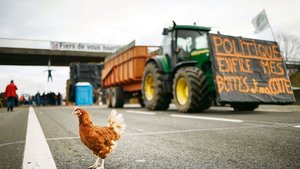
[0,38,120,66]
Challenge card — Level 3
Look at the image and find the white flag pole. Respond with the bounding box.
[264,9,277,42]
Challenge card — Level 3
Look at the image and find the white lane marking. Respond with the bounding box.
[46,136,79,141]
[124,125,267,136]
[170,114,243,123]
[209,107,232,111]
[23,106,57,169]
[294,125,300,128]
[126,110,156,115]
[0,140,25,148]
[0,137,80,148]
[136,159,146,163]
[245,120,295,126]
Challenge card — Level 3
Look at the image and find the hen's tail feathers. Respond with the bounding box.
[108,110,125,136]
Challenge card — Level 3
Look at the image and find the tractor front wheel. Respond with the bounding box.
[142,62,171,110]
[173,67,212,113]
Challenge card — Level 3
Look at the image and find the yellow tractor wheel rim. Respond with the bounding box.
[176,77,189,105]
[145,74,154,100]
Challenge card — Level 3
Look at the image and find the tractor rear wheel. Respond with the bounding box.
[142,62,171,110]
[173,67,212,113]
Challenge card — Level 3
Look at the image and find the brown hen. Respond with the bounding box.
[73,107,125,169]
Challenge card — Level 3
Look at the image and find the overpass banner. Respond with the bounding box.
[50,41,120,53]
[209,33,295,104]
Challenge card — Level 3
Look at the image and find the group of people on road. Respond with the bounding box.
[33,91,62,106]
[3,80,63,111]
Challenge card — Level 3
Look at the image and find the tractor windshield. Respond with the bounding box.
[176,29,208,53]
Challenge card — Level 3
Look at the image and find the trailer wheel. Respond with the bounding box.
[231,103,259,111]
[173,67,212,113]
[111,87,124,108]
[142,62,171,110]
[138,97,145,108]
[106,88,112,108]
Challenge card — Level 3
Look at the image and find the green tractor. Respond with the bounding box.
[142,22,216,112]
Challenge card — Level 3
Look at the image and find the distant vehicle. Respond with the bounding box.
[19,94,32,105]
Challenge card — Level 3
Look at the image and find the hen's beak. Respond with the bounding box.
[72,107,82,116]
[72,110,77,115]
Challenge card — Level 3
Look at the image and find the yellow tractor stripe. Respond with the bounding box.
[191,49,209,57]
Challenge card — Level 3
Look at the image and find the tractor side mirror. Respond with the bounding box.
[162,28,169,35]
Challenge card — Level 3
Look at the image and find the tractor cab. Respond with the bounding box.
[161,24,211,70]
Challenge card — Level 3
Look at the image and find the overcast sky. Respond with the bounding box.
[0,0,300,98]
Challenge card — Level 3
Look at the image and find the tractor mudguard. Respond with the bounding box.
[145,57,164,72]
[173,61,198,75]
[145,55,171,73]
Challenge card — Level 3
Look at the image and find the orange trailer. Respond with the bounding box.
[101,41,159,108]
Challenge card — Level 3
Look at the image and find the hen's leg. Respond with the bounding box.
[88,157,100,169]
[99,159,105,169]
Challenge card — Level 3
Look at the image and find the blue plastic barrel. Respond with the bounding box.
[75,82,93,105]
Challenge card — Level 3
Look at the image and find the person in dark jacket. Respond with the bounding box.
[4,80,18,111]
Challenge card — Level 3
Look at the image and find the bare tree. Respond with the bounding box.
[276,32,300,75]
[276,32,300,62]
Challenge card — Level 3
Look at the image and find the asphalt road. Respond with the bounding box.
[0,104,300,169]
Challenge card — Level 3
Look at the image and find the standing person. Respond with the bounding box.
[42,92,46,106]
[35,92,41,106]
[4,80,18,111]
[57,92,62,105]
